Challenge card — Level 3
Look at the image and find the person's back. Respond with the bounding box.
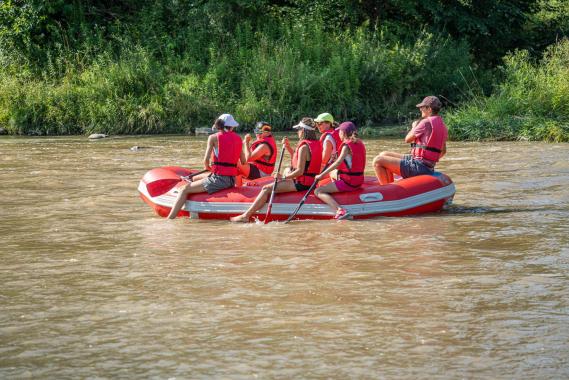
[167,113,245,219]
[212,129,242,176]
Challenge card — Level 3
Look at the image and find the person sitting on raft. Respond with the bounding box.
[314,121,366,220]
[315,112,342,167]
[230,117,322,223]
[372,96,448,185]
[168,113,245,219]
[239,121,277,180]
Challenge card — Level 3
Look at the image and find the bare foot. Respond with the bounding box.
[230,214,250,223]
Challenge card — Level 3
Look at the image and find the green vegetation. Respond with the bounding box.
[0,1,567,140]
[446,39,569,142]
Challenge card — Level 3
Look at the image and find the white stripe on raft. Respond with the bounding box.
[138,181,455,217]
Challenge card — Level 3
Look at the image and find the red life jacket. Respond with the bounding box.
[211,131,242,176]
[249,135,277,175]
[410,116,448,164]
[319,129,342,162]
[291,139,323,187]
[337,140,366,188]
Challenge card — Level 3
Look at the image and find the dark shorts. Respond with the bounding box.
[294,181,311,192]
[202,174,235,194]
[246,164,270,180]
[400,155,434,179]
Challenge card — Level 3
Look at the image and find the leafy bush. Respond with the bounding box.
[446,39,569,142]
[0,19,475,135]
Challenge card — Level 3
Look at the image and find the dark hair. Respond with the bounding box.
[213,119,225,130]
[214,118,234,131]
[430,106,440,115]
[339,128,358,141]
[298,117,317,140]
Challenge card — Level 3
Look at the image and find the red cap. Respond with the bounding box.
[416,96,442,109]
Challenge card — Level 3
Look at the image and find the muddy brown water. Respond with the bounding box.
[1,135,568,378]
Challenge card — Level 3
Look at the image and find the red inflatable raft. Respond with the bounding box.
[138,166,455,221]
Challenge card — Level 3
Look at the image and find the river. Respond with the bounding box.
[1,135,568,378]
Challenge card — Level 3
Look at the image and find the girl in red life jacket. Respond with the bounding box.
[167,114,246,219]
[315,112,342,167]
[230,117,322,223]
[238,121,277,180]
[372,96,448,185]
[314,121,366,220]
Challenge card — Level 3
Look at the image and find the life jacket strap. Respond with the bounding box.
[212,162,237,168]
[337,170,364,176]
[410,143,442,153]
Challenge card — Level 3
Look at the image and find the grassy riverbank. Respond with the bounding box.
[0,23,473,136]
[0,2,567,141]
[446,40,569,142]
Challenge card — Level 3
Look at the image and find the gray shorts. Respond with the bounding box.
[202,174,235,194]
[400,154,434,178]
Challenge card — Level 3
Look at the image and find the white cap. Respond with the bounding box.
[218,113,239,127]
[292,121,315,131]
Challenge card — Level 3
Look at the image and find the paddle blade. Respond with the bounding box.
[146,178,181,197]
[143,168,183,197]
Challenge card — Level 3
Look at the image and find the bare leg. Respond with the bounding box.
[230,180,297,222]
[373,151,404,185]
[189,172,210,181]
[314,182,341,212]
[167,179,207,219]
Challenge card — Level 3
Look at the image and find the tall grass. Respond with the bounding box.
[0,20,474,135]
[446,39,569,142]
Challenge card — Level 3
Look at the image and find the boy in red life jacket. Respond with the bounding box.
[230,117,322,223]
[373,96,448,185]
[167,114,245,219]
[315,122,366,220]
[238,121,277,180]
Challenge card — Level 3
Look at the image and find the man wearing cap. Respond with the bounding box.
[373,96,448,185]
[168,113,245,219]
[315,112,342,167]
[239,121,277,180]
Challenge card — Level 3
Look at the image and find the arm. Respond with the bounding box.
[203,134,215,171]
[440,143,447,158]
[242,134,252,162]
[316,145,350,180]
[406,119,428,143]
[239,148,247,166]
[283,145,308,180]
[404,130,416,143]
[248,143,271,162]
[282,137,294,156]
[321,139,333,165]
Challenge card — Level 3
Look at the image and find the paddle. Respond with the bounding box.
[283,163,330,224]
[146,169,208,197]
[181,169,208,183]
[263,143,287,224]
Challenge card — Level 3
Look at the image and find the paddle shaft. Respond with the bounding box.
[264,144,287,224]
[182,169,208,182]
[283,163,331,224]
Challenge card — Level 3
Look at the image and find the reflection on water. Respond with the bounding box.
[1,136,568,378]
